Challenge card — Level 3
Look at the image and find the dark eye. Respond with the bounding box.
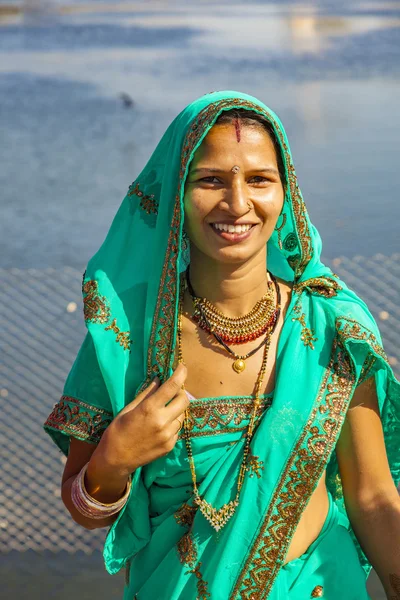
[199,176,221,184]
[249,176,269,184]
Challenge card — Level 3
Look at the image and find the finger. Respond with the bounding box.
[119,376,161,415]
[167,421,183,442]
[164,391,190,423]
[151,363,188,407]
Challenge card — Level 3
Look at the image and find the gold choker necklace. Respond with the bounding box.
[177,278,273,532]
[186,267,276,345]
[185,268,281,374]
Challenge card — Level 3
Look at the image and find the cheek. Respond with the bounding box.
[256,190,284,224]
[184,190,211,230]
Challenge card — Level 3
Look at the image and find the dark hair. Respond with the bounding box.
[214,109,286,186]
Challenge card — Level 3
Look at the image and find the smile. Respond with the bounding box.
[212,223,253,233]
[209,222,256,242]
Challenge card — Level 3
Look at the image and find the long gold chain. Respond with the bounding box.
[177,278,273,532]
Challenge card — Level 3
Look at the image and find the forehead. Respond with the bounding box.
[190,123,278,166]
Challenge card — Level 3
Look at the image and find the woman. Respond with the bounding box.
[44,91,400,599]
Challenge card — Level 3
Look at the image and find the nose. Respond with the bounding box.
[222,179,249,216]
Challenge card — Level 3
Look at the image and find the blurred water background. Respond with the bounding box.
[0,0,399,598]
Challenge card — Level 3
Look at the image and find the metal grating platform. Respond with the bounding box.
[0,266,106,554]
[0,257,398,600]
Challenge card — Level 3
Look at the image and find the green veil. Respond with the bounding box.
[45,91,400,598]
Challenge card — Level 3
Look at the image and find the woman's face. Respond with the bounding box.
[184,122,285,265]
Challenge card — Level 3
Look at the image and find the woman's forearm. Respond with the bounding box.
[61,474,119,530]
[347,493,400,599]
[61,445,130,531]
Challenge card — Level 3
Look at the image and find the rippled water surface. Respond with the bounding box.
[1,0,399,268]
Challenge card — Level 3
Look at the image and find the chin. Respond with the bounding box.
[202,244,261,265]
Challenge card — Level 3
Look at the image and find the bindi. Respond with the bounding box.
[234,118,241,142]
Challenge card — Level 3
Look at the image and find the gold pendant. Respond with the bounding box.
[232,358,246,374]
[195,497,239,532]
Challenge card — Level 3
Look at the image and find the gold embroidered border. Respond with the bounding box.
[336,317,389,366]
[179,397,273,439]
[230,337,356,599]
[275,213,287,250]
[358,353,377,385]
[145,98,313,385]
[44,396,113,444]
[293,276,343,299]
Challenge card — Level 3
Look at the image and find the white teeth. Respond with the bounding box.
[213,223,252,233]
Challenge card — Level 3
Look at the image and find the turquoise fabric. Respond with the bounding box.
[44,91,400,599]
[275,491,371,599]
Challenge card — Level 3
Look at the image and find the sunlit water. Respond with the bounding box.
[1,0,399,268]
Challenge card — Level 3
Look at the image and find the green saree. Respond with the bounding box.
[44,91,400,599]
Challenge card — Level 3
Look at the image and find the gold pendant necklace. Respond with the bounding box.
[177,279,273,532]
[185,270,281,374]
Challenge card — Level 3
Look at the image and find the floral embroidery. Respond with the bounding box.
[175,503,209,598]
[293,277,342,299]
[283,232,298,252]
[145,98,313,387]
[246,454,265,478]
[177,530,198,566]
[83,280,110,324]
[292,304,317,349]
[311,585,324,597]
[179,396,273,439]
[186,562,211,600]
[105,318,132,352]
[83,279,132,352]
[230,337,356,599]
[44,396,113,444]
[128,181,158,215]
[175,503,197,528]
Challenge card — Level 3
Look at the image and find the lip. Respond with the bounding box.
[209,223,257,243]
[211,221,257,226]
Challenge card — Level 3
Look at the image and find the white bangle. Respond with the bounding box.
[71,463,131,519]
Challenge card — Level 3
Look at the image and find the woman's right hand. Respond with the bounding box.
[89,363,189,479]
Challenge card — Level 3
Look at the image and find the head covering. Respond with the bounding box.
[61,92,400,592]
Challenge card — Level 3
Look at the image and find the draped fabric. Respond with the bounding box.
[44,91,400,599]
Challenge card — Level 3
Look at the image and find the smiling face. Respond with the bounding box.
[184,121,285,265]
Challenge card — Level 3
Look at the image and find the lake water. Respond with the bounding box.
[1,0,400,269]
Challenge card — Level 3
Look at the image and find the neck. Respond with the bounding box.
[187,247,269,318]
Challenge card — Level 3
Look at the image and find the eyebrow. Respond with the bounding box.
[190,167,280,175]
